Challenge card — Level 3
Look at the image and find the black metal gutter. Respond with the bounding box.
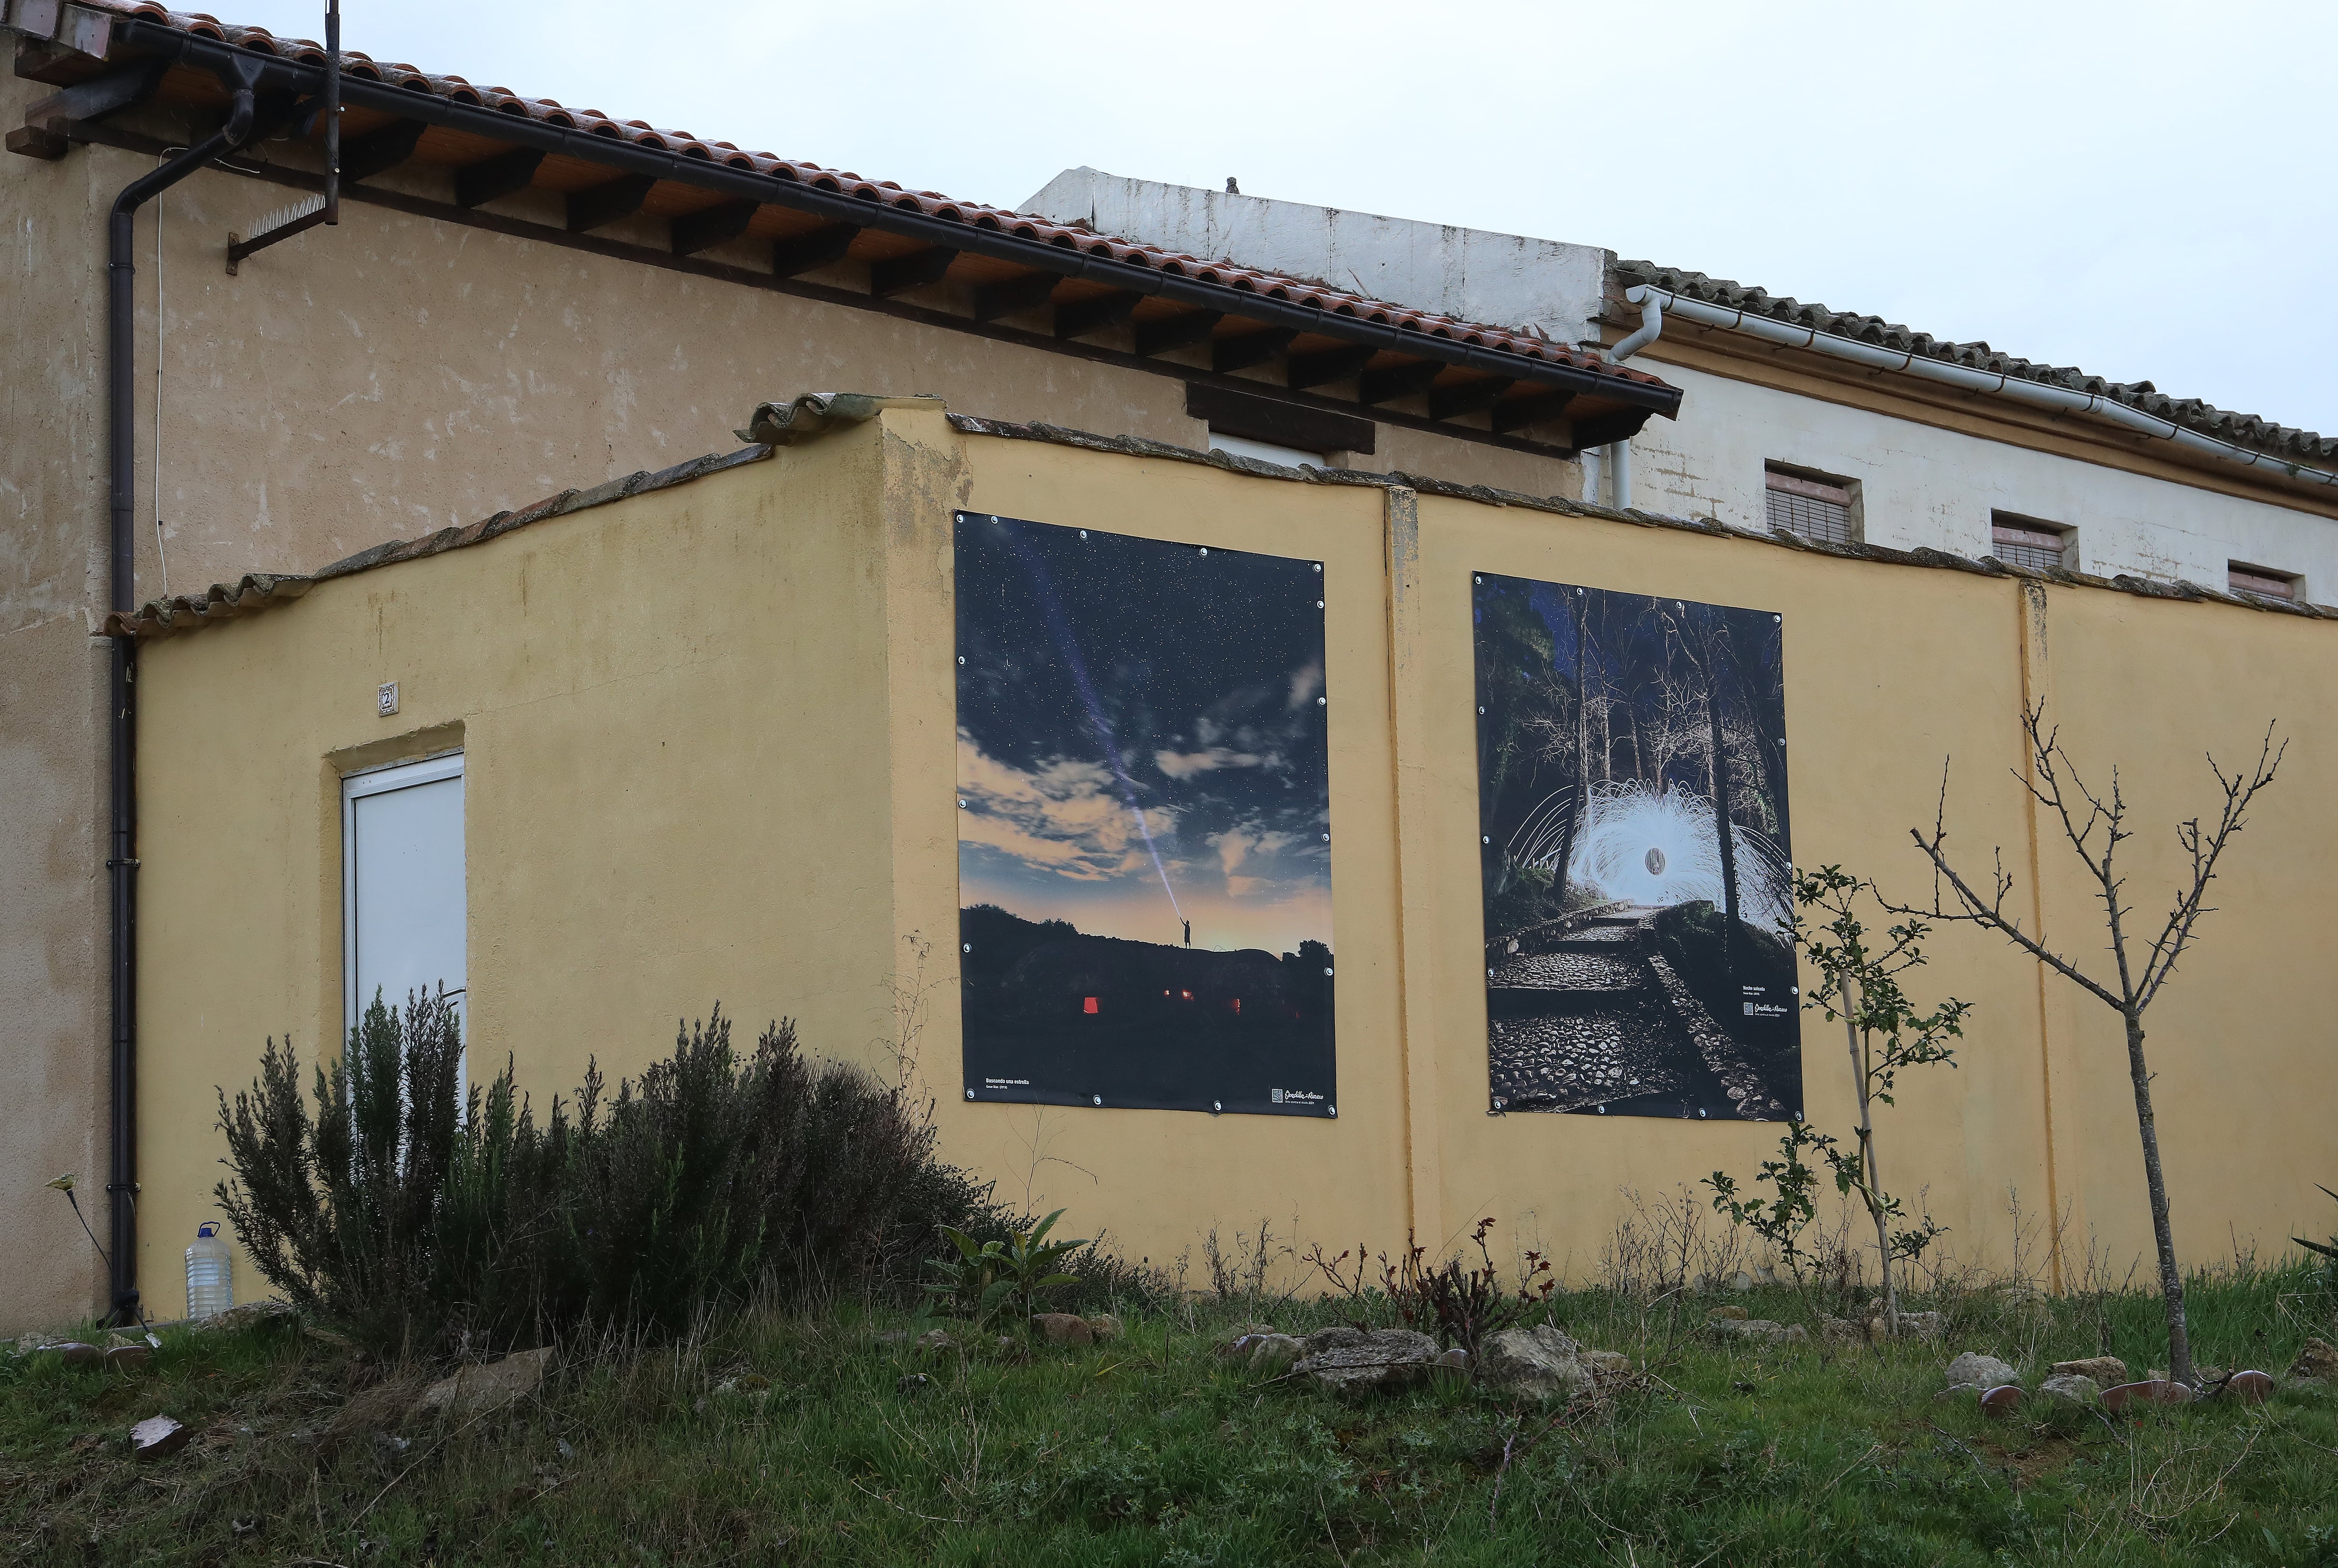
[101,57,261,1326]
[117,20,1681,420]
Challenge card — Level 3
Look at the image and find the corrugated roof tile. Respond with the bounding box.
[1617,260,2333,466]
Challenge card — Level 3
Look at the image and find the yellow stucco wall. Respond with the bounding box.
[133,406,2337,1316]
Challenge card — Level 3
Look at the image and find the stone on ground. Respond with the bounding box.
[1945,1352,2017,1389]
[1292,1328,1440,1394]
[1031,1313,1093,1346]
[1086,1313,1123,1340]
[1711,1319,1808,1345]
[130,1414,192,1460]
[419,1347,551,1415]
[1477,1325,1589,1400]
[2051,1356,2126,1384]
[1246,1333,1307,1370]
[2040,1373,2099,1403]
[193,1301,292,1335]
[1707,1305,1749,1322]
[2287,1338,2338,1382]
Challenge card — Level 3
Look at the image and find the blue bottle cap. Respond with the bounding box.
[197,1221,220,1238]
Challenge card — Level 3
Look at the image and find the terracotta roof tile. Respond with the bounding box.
[1617,260,2333,467]
[64,0,1666,395]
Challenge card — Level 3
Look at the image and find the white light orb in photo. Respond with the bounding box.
[1564,782,1789,926]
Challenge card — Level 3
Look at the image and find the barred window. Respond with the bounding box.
[2228,562,2298,600]
[1991,516,2071,573]
[1764,467,1856,545]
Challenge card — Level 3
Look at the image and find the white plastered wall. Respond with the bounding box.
[1621,360,2338,601]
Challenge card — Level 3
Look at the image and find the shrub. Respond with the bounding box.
[216,994,1002,1352]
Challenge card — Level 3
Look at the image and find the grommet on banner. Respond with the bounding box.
[1212,1100,1222,1115]
[962,943,972,952]
[1328,1105,1337,1118]
[1080,530,1088,539]
[965,1088,975,1100]
[1313,562,1322,573]
[1597,1105,1608,1115]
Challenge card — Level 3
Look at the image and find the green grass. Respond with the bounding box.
[5,1265,2336,1566]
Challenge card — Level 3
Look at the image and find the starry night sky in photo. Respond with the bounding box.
[955,514,1333,958]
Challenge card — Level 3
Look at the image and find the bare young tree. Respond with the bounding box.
[1888,704,2283,1387]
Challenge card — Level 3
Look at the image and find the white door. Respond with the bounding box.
[342,753,466,1043]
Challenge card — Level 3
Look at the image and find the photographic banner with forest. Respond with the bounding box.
[1473,574,1801,1121]
[954,512,1335,1116]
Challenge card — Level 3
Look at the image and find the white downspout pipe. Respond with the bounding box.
[1623,284,2338,491]
[1599,290,1664,510]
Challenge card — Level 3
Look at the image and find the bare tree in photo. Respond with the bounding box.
[1888,704,2283,1387]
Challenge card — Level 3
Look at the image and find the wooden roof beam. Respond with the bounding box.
[1133,309,1221,358]
[971,270,1060,322]
[1285,343,1377,391]
[1427,376,1514,421]
[339,117,428,184]
[1489,391,1576,435]
[671,198,758,258]
[1055,288,1143,341]
[869,245,956,297]
[1358,359,1443,406]
[566,171,656,233]
[1212,327,1297,374]
[770,223,858,277]
[454,146,543,209]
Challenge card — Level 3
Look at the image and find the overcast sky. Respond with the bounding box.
[225,0,2336,435]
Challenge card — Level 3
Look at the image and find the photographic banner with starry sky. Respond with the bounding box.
[955,512,1335,1118]
[1474,573,1800,1123]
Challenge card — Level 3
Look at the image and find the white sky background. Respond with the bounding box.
[226,0,2338,435]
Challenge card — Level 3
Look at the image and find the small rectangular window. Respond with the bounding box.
[1764,465,1858,546]
[1991,514,2073,574]
[342,752,467,1046]
[2228,562,2298,600]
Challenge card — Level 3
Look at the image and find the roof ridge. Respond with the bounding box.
[1616,260,2334,466]
[59,1,1658,386]
[101,398,2337,643]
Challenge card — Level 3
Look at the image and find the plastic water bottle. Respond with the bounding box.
[185,1221,233,1321]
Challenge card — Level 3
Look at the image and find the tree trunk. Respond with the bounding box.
[1843,976,1895,1337]
[1703,671,1739,978]
[2125,1011,2196,1385]
[1551,599,1588,907]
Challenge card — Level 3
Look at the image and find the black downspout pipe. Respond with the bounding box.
[104,80,257,1327]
